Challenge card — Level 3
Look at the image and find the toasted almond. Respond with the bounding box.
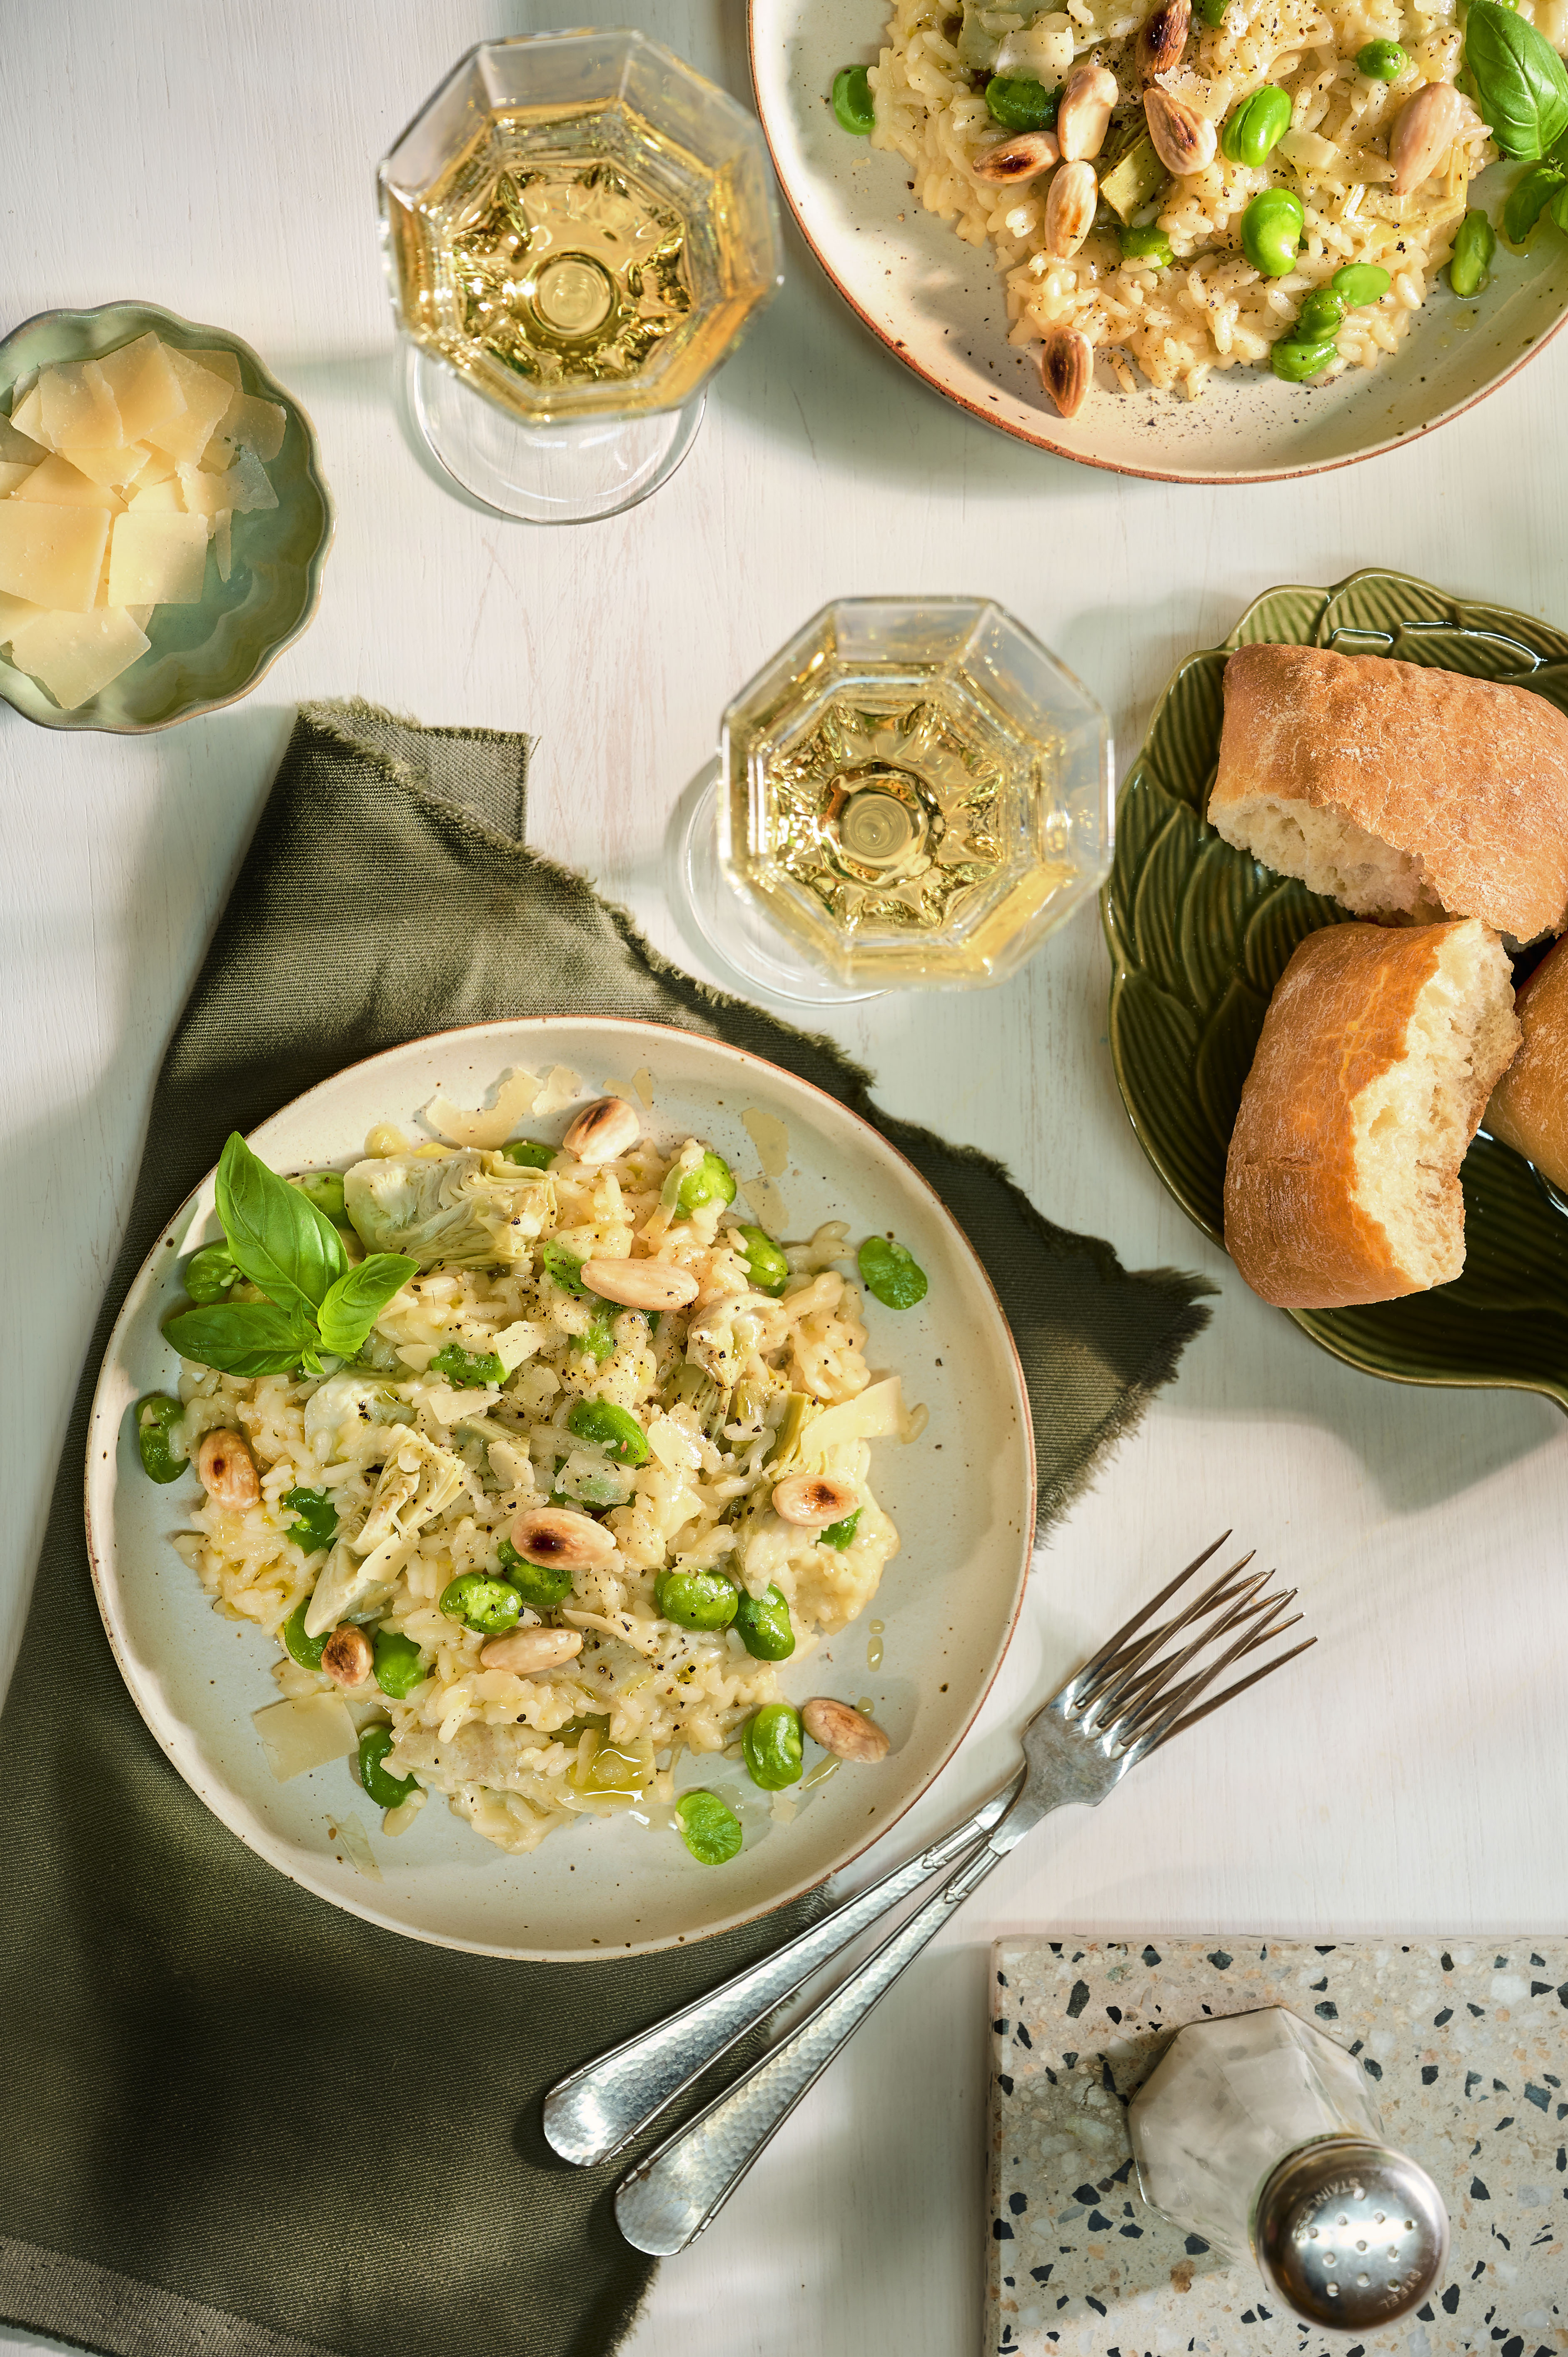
[1143,85,1217,175]
[801,1697,891,1763]
[1135,0,1192,81]
[772,1472,860,1528]
[1039,326,1095,418]
[1045,159,1098,257]
[479,1626,585,1675]
[1056,64,1119,161]
[562,1095,640,1165]
[510,1506,617,1568]
[972,129,1060,183]
[195,1428,260,1510]
[1390,80,1465,195]
[321,1625,373,1688]
[582,1257,700,1310]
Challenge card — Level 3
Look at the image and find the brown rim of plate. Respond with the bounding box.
[745,9,1568,486]
[83,1013,1037,1960]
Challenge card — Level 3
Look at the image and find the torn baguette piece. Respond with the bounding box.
[1224,919,1520,1309]
[1208,644,1568,941]
[1484,935,1568,1193]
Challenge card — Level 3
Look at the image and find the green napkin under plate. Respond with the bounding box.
[0,702,1211,2357]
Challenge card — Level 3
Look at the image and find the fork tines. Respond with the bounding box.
[1065,1533,1314,1762]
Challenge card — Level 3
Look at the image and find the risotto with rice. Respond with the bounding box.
[866,0,1541,409]
[146,1091,920,1864]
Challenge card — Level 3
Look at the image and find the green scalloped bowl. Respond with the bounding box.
[0,301,334,732]
[1103,567,1568,1414]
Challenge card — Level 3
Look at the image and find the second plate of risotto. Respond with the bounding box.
[750,0,1568,477]
[86,1019,1034,1959]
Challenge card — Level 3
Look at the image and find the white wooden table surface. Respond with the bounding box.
[3,6,1566,2354]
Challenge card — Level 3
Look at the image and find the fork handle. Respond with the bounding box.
[543,1771,1024,2167]
[613,1830,1009,2255]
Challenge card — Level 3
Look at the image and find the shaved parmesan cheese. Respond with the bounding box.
[254,1690,358,1782]
[65,443,150,491]
[7,386,50,449]
[137,449,178,487]
[153,349,237,461]
[491,1317,546,1372]
[183,346,244,390]
[0,588,46,644]
[217,444,277,514]
[108,510,208,606]
[424,1066,542,1149]
[0,502,110,611]
[800,1377,924,1463]
[210,392,287,463]
[12,454,125,512]
[535,1065,583,1116]
[0,463,36,496]
[96,331,188,447]
[0,412,45,464]
[39,360,122,453]
[213,509,233,581]
[128,477,185,513]
[5,607,150,709]
[331,1812,382,1880]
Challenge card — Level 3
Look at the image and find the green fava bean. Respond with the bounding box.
[743,1703,804,1791]
[1296,287,1345,340]
[734,1222,790,1296]
[1221,85,1291,166]
[819,1507,863,1550]
[374,1628,426,1699]
[568,1396,650,1464]
[832,63,876,134]
[1331,261,1391,304]
[428,1341,506,1387]
[656,1568,739,1631]
[358,1725,419,1810]
[135,1393,187,1484]
[185,1244,239,1305]
[500,1138,554,1169]
[497,1537,573,1611]
[676,1151,737,1216]
[1450,206,1498,292]
[1121,224,1174,265]
[282,1600,327,1672]
[283,1486,339,1553]
[439,1572,523,1635]
[985,74,1060,132]
[1356,38,1406,78]
[1241,187,1304,275]
[676,1790,744,1864]
[293,1171,347,1223]
[1271,336,1339,380]
[733,1583,796,1661]
[858,1234,929,1309]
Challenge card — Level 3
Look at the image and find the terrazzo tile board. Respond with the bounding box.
[986,1938,1568,2357]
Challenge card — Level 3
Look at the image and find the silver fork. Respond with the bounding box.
[606,1537,1313,2256]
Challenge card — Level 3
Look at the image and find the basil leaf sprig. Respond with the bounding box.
[1464,2,1568,157]
[164,1134,416,1377]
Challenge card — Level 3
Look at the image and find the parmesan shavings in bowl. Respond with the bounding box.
[0,329,285,712]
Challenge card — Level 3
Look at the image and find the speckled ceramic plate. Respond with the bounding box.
[1103,568,1568,1411]
[0,300,333,731]
[748,0,1568,482]
[84,1019,1035,1960]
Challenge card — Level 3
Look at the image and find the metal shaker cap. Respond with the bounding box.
[1253,2137,1448,2328]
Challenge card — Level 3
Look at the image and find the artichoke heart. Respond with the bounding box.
[342,1150,555,1269]
[304,1430,465,1637]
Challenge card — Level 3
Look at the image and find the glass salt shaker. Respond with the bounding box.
[1126,2006,1448,2329]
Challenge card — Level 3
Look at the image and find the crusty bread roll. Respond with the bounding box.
[1224,919,1520,1309]
[1208,644,1568,942]
[1485,936,1568,1193]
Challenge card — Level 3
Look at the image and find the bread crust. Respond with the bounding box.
[1486,936,1568,1191]
[1210,643,1568,940]
[1224,921,1501,1308]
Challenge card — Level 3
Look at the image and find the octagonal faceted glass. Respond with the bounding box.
[718,598,1113,991]
[377,30,782,427]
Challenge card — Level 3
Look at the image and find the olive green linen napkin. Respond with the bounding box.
[0,702,1211,2357]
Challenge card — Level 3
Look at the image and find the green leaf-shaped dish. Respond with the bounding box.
[1104,567,1568,1414]
[0,300,333,732]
